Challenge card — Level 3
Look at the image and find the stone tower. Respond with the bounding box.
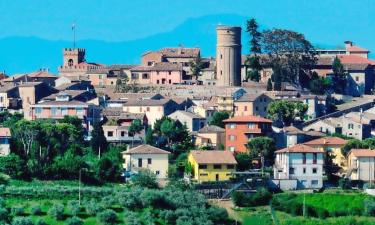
[216,26,242,86]
[63,48,86,67]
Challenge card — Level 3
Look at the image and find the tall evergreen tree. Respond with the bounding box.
[90,122,108,157]
[332,56,347,94]
[266,78,273,91]
[245,18,262,82]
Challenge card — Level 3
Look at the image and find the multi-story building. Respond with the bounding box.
[122,144,170,179]
[195,125,225,149]
[303,137,348,171]
[234,93,272,118]
[168,110,206,132]
[341,114,371,140]
[273,144,324,189]
[223,115,273,153]
[58,48,103,76]
[188,150,237,182]
[86,64,137,87]
[0,127,11,156]
[347,149,375,182]
[122,99,179,127]
[129,63,184,85]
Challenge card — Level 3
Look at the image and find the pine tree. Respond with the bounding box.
[267,78,273,91]
[245,18,262,82]
[90,122,108,156]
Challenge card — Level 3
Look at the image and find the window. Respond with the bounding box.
[168,71,172,75]
[0,97,3,102]
[229,135,236,141]
[155,171,160,175]
[131,73,139,79]
[313,153,317,164]
[199,173,208,176]
[147,62,153,66]
[99,75,103,79]
[107,131,113,137]
[303,168,306,174]
[348,123,354,129]
[213,164,222,169]
[229,123,236,129]
[289,167,295,174]
[61,107,68,116]
[157,80,160,84]
[35,108,42,114]
[138,158,142,167]
[76,107,84,115]
[255,106,259,111]
[227,165,235,169]
[311,180,319,186]
[220,70,222,75]
[146,107,150,112]
[121,131,125,137]
[244,106,248,111]
[312,168,317,174]
[142,73,149,79]
[169,79,172,84]
[68,59,74,66]
[248,123,255,129]
[303,153,306,164]
[229,146,236,152]
[199,164,207,169]
[355,76,359,82]
[264,107,267,111]
[51,107,57,116]
[148,158,152,165]
[220,54,222,59]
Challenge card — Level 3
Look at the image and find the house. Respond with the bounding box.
[102,108,147,144]
[122,99,179,127]
[188,150,237,182]
[303,137,348,171]
[273,144,324,189]
[303,117,343,134]
[234,93,272,117]
[87,64,136,86]
[54,75,92,91]
[223,115,273,153]
[195,125,225,149]
[341,114,371,140]
[0,127,11,156]
[347,149,375,182]
[122,144,170,179]
[216,88,247,112]
[168,110,206,132]
[0,85,19,110]
[274,125,325,149]
[129,63,185,85]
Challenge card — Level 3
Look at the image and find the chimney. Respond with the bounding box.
[344,41,353,49]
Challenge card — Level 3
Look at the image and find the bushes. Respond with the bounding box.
[66,216,83,225]
[67,200,80,216]
[97,209,117,225]
[48,203,65,220]
[338,178,352,189]
[0,207,9,222]
[30,205,42,215]
[85,199,103,216]
[131,170,158,189]
[364,199,375,216]
[232,188,272,207]
[12,217,34,225]
[11,206,24,216]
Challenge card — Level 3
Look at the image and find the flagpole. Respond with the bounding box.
[72,23,76,49]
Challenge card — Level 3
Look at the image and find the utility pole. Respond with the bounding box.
[98,146,101,159]
[78,168,82,206]
[303,192,306,217]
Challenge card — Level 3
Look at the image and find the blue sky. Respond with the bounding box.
[1,0,375,74]
[1,0,374,45]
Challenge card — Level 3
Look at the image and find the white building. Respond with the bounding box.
[347,149,375,182]
[273,144,324,189]
[0,127,11,156]
[168,110,206,132]
[122,144,170,179]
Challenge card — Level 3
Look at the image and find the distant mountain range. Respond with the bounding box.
[0,14,248,75]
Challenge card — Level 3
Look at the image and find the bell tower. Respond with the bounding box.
[63,48,86,67]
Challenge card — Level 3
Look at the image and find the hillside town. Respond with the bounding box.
[0,17,375,225]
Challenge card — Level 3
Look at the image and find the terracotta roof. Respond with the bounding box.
[122,144,170,155]
[169,110,203,119]
[223,115,272,123]
[28,70,57,78]
[0,127,11,137]
[123,99,175,107]
[235,93,266,102]
[190,150,237,164]
[349,149,375,157]
[33,100,89,107]
[159,47,200,58]
[303,137,348,146]
[284,126,304,135]
[153,62,183,71]
[346,45,369,53]
[198,125,225,133]
[275,144,324,153]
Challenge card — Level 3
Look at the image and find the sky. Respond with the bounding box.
[1,0,375,74]
[1,0,374,45]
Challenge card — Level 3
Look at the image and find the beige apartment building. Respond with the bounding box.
[347,149,375,182]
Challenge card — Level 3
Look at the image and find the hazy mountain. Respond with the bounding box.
[0,14,247,74]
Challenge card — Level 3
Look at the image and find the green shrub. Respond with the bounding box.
[30,205,42,215]
[0,197,5,207]
[35,219,47,225]
[12,217,34,225]
[232,188,272,207]
[11,206,24,216]
[97,209,117,225]
[85,199,103,216]
[100,196,118,209]
[364,199,375,216]
[48,203,65,220]
[338,178,351,189]
[131,170,158,189]
[66,216,83,225]
[124,211,142,225]
[67,200,80,216]
[0,207,9,222]
[0,173,9,185]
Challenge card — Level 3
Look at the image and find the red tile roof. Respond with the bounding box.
[275,144,324,154]
[349,149,375,157]
[190,150,237,164]
[223,115,272,123]
[303,137,348,146]
[346,45,369,53]
[0,127,11,137]
[123,144,170,155]
[337,55,375,65]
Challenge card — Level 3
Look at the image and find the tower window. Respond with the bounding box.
[220,54,222,59]
[68,59,74,67]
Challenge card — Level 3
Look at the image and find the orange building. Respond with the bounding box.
[223,115,272,153]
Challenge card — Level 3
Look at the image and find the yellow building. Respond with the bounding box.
[188,150,237,182]
[303,137,348,171]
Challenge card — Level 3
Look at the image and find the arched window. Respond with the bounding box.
[68,59,74,66]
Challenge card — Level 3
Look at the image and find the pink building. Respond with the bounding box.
[130,63,184,85]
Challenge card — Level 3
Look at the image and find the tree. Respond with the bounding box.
[245,18,262,82]
[131,169,158,189]
[128,119,144,147]
[267,78,273,91]
[235,153,252,171]
[341,139,364,157]
[261,29,316,85]
[0,154,26,179]
[90,122,108,157]
[332,56,348,94]
[209,111,230,128]
[267,100,307,126]
[247,137,276,166]
[97,209,117,225]
[190,54,204,80]
[309,76,331,95]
